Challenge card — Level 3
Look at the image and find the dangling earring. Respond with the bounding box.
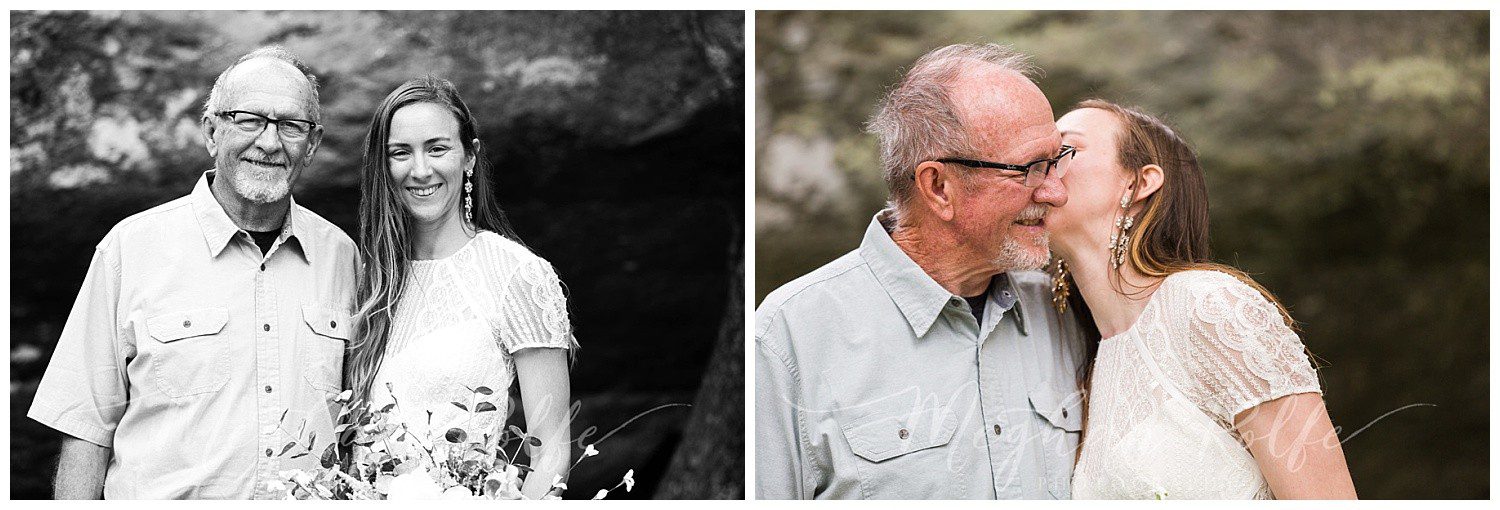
[463,166,474,225]
[1051,258,1071,314]
[1108,189,1134,269]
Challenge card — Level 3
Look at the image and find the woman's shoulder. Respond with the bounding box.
[467,230,558,282]
[1161,268,1262,302]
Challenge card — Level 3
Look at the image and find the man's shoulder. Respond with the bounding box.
[754,249,871,339]
[97,194,197,248]
[293,204,354,249]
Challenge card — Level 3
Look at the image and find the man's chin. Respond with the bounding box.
[231,176,291,204]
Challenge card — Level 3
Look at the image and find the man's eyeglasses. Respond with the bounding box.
[936,145,1076,188]
[214,110,318,141]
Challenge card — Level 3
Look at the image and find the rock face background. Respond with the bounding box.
[11,10,744,499]
[756,11,1487,499]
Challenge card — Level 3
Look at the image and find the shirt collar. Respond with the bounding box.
[859,210,962,338]
[860,209,1034,338]
[190,170,310,263]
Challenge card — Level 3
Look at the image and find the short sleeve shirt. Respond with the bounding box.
[755,211,1089,499]
[27,170,358,499]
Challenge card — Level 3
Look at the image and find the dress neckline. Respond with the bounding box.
[410,230,487,265]
[1098,274,1172,343]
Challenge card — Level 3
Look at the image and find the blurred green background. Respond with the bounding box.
[756,11,1487,499]
[11,10,744,499]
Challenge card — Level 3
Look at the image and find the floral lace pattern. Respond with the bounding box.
[365,231,576,464]
[1072,270,1321,499]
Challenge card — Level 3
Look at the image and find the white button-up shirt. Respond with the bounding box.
[28,170,357,499]
[755,211,1088,499]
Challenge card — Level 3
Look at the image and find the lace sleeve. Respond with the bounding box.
[1172,271,1322,423]
[494,254,577,354]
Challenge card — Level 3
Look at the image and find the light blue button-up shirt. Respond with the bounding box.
[755,211,1087,499]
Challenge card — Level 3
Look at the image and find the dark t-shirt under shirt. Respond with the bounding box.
[247,228,281,256]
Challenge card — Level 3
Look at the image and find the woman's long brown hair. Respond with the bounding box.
[1067,99,1314,437]
[345,76,526,405]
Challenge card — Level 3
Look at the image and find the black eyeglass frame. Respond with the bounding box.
[935,145,1076,187]
[213,110,319,140]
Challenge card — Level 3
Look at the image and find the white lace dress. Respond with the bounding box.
[1071,270,1322,499]
[365,231,576,464]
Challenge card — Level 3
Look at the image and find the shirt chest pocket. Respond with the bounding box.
[299,305,350,394]
[146,307,230,399]
[835,401,960,498]
[1028,381,1084,499]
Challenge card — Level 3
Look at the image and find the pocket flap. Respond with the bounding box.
[1028,381,1083,432]
[148,307,228,343]
[301,305,351,341]
[839,404,958,463]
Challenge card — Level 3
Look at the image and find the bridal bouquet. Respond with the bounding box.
[266,384,635,500]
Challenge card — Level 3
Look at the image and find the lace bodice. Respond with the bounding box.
[1071,270,1321,499]
[365,231,576,463]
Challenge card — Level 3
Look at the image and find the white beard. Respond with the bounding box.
[996,231,1050,271]
[228,164,291,203]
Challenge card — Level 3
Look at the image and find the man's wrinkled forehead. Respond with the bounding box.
[947,61,1057,157]
[220,58,316,111]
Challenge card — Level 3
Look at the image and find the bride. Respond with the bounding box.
[1047,99,1356,499]
[345,77,576,499]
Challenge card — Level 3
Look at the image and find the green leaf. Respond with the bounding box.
[527,436,542,447]
[306,431,316,448]
[451,401,468,412]
[379,403,396,413]
[320,443,337,469]
[279,409,288,424]
[475,402,497,413]
[474,386,494,395]
[279,441,298,456]
[508,425,525,439]
[288,452,308,460]
[445,428,468,443]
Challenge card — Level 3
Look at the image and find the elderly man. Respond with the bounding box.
[27,46,356,499]
[755,44,1087,499]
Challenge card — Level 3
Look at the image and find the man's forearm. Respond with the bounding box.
[53,437,110,499]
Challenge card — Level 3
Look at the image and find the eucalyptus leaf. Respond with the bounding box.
[451,401,468,411]
[527,436,542,447]
[445,428,468,443]
[474,386,494,396]
[475,402,497,413]
[279,441,298,456]
[320,443,337,468]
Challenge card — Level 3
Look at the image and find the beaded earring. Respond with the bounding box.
[1108,189,1134,269]
[1051,258,1071,314]
[463,166,474,225]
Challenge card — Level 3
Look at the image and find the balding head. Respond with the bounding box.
[202,46,321,123]
[866,43,1049,220]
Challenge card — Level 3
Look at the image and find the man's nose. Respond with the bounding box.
[253,124,282,153]
[1033,171,1068,207]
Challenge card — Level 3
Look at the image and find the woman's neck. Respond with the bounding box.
[1055,235,1163,339]
[410,213,476,260]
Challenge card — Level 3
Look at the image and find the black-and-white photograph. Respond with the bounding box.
[11,10,744,500]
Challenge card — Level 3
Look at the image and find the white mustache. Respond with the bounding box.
[1015,205,1049,222]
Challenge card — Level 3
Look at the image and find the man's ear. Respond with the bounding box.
[201,117,218,158]
[913,161,958,221]
[1132,164,1165,205]
[303,125,325,164]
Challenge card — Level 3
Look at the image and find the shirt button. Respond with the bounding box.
[182,320,191,328]
[265,448,274,457]
[898,428,909,439]
[260,263,266,271]
[265,385,273,393]
[263,324,271,332]
[994,424,1003,435]
[329,320,337,329]
[1062,409,1070,418]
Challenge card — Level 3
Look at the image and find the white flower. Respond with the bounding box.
[551,474,567,491]
[441,486,475,499]
[583,444,599,457]
[592,489,609,500]
[387,469,444,500]
[622,469,635,492]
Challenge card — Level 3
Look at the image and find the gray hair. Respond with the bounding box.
[866,43,1039,219]
[202,45,322,122]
